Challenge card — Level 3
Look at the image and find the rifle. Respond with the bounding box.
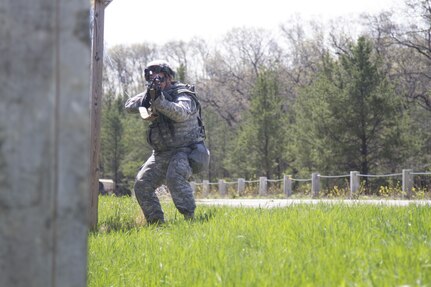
[139,75,164,120]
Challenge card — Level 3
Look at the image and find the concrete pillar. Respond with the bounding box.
[259,177,267,196]
[238,178,245,196]
[311,172,320,198]
[190,181,196,195]
[218,179,227,197]
[202,179,210,197]
[350,171,360,198]
[402,169,413,199]
[0,1,91,287]
[283,175,292,197]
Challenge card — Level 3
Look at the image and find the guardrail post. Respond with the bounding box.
[283,175,292,197]
[402,169,413,199]
[259,177,267,196]
[218,179,226,197]
[238,178,245,196]
[350,171,359,198]
[190,181,196,195]
[203,180,209,197]
[311,173,320,198]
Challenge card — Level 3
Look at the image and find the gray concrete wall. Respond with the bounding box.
[0,1,91,286]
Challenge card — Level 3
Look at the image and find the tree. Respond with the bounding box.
[226,69,288,179]
[201,27,283,127]
[100,93,126,194]
[202,108,234,180]
[293,37,411,181]
[365,0,431,111]
[104,43,158,96]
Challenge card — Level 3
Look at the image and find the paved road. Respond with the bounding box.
[196,198,431,208]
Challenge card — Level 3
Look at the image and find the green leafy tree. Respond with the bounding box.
[293,37,411,178]
[226,69,288,179]
[100,94,126,193]
[120,114,151,188]
[199,108,234,181]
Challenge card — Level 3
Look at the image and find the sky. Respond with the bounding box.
[104,0,402,46]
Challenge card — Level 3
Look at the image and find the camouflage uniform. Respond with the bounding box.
[125,82,204,224]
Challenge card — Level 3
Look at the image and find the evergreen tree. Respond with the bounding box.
[293,37,411,178]
[226,69,288,179]
[120,114,151,187]
[201,108,234,181]
[100,94,125,194]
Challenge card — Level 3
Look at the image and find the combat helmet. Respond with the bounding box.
[144,60,175,81]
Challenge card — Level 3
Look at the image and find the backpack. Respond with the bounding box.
[176,84,210,174]
[176,84,206,139]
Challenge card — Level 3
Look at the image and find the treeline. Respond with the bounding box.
[100,0,431,195]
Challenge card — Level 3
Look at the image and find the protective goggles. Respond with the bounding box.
[144,65,170,81]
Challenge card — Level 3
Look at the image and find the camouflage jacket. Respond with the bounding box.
[125,82,205,151]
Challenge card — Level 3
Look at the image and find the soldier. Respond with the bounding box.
[125,60,209,224]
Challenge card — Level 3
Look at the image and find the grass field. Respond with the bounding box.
[88,196,431,286]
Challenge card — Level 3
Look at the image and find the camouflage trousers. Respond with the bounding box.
[134,147,195,224]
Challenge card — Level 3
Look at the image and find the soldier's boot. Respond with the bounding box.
[184,212,194,221]
[142,208,165,225]
[146,216,165,225]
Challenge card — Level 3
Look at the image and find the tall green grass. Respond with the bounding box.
[88,196,431,286]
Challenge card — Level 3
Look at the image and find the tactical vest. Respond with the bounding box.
[147,82,205,151]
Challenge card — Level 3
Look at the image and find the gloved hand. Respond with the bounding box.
[141,91,151,108]
[149,87,161,101]
[151,89,165,109]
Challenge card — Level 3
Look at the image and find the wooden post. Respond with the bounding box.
[283,175,292,197]
[259,177,267,196]
[238,178,245,196]
[203,179,210,197]
[89,0,113,229]
[402,169,413,199]
[311,173,320,198]
[0,1,91,286]
[350,171,359,198]
[218,179,227,197]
